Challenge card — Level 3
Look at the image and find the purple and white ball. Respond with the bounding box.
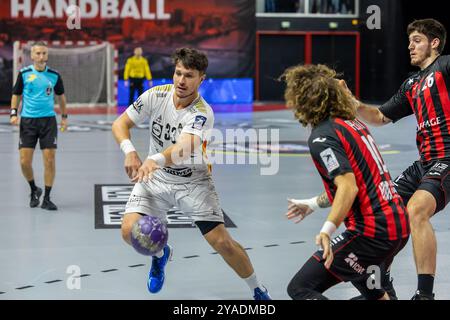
[131,215,168,256]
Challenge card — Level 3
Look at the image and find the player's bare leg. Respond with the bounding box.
[407,190,436,299]
[203,223,271,299]
[121,212,142,245]
[203,223,253,277]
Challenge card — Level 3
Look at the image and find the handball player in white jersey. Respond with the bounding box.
[112,48,271,300]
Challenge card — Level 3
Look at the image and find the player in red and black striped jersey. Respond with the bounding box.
[282,64,410,300]
[309,118,410,241]
[355,19,448,300]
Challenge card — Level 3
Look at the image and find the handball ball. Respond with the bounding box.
[131,215,168,256]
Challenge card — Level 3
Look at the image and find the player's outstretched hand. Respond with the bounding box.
[131,158,160,183]
[286,198,315,223]
[124,151,142,180]
[316,233,333,269]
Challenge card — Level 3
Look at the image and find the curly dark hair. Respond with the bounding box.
[282,64,356,127]
[172,48,208,74]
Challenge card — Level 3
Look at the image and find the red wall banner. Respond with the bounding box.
[0,0,255,103]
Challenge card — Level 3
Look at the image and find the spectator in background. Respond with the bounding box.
[276,0,298,12]
[265,0,276,12]
[340,0,355,14]
[124,47,152,106]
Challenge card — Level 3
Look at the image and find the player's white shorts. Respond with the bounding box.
[124,176,224,223]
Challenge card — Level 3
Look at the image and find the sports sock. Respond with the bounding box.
[418,274,434,294]
[244,273,263,291]
[44,186,52,200]
[28,180,37,192]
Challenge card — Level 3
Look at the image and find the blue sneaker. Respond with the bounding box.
[147,245,173,294]
[253,286,272,300]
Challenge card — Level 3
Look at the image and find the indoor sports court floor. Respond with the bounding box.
[1,109,450,300]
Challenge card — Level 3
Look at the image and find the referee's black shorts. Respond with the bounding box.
[394,160,450,213]
[19,116,57,150]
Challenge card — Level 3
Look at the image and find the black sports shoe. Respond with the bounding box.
[350,277,398,300]
[411,290,435,300]
[30,187,42,208]
[382,276,398,300]
[41,198,58,211]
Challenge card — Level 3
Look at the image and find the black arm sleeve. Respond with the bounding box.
[309,127,354,181]
[379,80,414,123]
[12,72,24,95]
[443,55,450,75]
[54,75,65,95]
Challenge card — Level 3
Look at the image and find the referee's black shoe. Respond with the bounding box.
[30,187,42,208]
[41,198,58,211]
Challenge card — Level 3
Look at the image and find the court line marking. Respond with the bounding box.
[0,241,306,295]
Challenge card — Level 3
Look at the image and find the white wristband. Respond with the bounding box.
[120,139,136,155]
[148,153,166,167]
[307,196,320,211]
[320,221,337,237]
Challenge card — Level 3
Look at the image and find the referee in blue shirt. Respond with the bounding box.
[10,41,68,210]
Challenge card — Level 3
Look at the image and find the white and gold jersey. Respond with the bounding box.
[126,84,213,183]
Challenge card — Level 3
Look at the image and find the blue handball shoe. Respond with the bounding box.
[253,286,272,300]
[147,245,173,293]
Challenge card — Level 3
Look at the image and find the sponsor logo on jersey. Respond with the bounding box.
[162,167,193,177]
[132,96,143,114]
[192,115,207,130]
[312,137,327,143]
[417,117,441,131]
[378,181,394,201]
[428,162,449,177]
[344,253,366,275]
[152,122,163,138]
[127,194,141,207]
[407,74,421,89]
[433,163,449,172]
[26,74,37,82]
[320,148,340,173]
